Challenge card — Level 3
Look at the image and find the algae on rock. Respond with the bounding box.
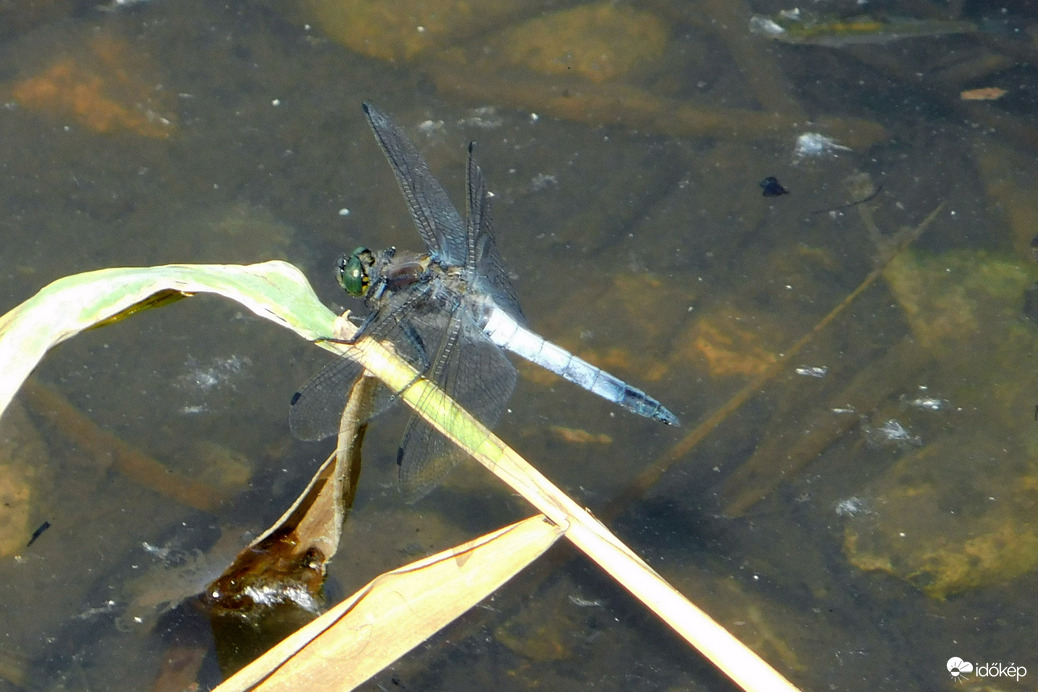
[843,248,1038,598]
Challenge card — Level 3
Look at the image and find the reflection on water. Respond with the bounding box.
[1,0,1037,689]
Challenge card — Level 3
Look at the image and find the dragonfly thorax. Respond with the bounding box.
[340,245,438,305]
[380,251,434,294]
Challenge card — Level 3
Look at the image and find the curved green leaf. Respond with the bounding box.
[0,262,334,413]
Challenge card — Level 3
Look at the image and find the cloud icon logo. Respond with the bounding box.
[947,657,974,679]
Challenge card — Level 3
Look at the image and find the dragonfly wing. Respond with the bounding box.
[466,142,524,320]
[289,283,437,441]
[363,102,468,266]
[396,413,461,502]
[288,356,367,441]
[397,307,518,500]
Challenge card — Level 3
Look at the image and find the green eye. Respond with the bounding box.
[337,247,369,296]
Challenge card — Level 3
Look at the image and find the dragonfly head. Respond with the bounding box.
[337,246,374,297]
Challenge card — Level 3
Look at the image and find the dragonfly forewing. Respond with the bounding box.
[465,142,523,319]
[289,278,438,441]
[363,102,469,266]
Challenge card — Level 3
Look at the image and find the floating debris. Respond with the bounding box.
[177,354,250,393]
[75,600,120,621]
[795,365,828,378]
[97,0,155,11]
[416,118,445,138]
[794,132,851,161]
[748,15,790,41]
[117,530,248,632]
[834,496,872,517]
[750,10,977,47]
[864,418,922,449]
[530,172,558,191]
[567,594,605,608]
[457,106,502,129]
[759,176,790,197]
[176,356,253,416]
[903,390,948,411]
[25,521,51,547]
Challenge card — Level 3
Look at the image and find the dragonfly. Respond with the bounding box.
[289,102,678,499]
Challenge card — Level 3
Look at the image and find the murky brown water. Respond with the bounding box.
[1,1,1037,690]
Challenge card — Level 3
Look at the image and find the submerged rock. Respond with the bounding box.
[842,248,1038,598]
[0,402,51,558]
[299,0,522,62]
[844,437,1038,599]
[10,34,176,138]
[495,4,668,83]
[298,0,667,83]
[882,248,1032,364]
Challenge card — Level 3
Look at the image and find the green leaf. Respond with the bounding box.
[0,261,336,414]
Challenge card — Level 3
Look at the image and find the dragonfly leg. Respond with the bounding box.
[312,311,377,347]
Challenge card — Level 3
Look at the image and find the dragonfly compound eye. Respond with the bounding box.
[338,247,370,296]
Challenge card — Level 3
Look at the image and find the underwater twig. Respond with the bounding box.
[809,184,883,215]
[604,202,946,519]
[720,336,929,516]
[22,377,227,513]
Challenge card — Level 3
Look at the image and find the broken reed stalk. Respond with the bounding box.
[340,335,800,692]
